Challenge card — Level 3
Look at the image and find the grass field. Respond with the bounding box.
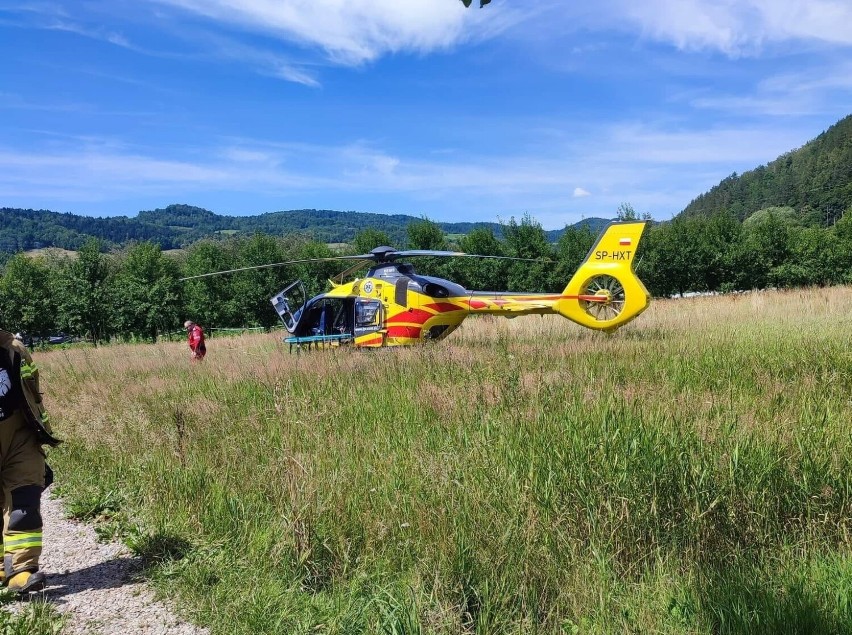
[23,247,77,259]
[40,287,852,634]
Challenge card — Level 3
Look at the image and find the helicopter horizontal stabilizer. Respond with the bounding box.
[553,221,651,332]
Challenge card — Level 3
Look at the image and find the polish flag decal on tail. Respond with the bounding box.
[619,237,631,246]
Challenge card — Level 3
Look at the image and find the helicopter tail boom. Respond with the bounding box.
[553,221,650,332]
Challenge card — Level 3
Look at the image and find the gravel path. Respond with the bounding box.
[31,488,209,635]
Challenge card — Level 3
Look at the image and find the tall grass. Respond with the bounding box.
[0,599,64,634]
[42,287,852,634]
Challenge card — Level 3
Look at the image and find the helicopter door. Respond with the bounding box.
[270,281,306,333]
[354,298,383,337]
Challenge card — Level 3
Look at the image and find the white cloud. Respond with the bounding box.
[1,3,323,85]
[606,0,852,56]
[0,118,819,225]
[219,147,277,164]
[597,123,808,165]
[39,18,135,49]
[526,0,852,58]
[148,0,521,65]
[203,34,322,86]
[688,59,852,116]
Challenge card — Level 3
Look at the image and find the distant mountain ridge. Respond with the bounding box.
[0,204,610,253]
[679,114,852,224]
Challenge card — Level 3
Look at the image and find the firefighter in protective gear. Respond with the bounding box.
[0,329,60,595]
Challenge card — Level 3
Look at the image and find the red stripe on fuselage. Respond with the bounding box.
[470,295,562,303]
[467,294,603,310]
[423,302,464,313]
[387,309,433,325]
[387,325,422,338]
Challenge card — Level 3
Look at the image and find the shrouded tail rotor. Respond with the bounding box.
[554,222,650,332]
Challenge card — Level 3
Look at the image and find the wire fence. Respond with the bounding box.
[161,325,280,340]
[23,325,285,349]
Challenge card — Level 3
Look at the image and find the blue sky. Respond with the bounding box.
[1,0,851,229]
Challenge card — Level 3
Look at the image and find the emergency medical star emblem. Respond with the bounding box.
[619,238,632,246]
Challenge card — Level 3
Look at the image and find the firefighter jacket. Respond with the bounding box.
[0,331,61,447]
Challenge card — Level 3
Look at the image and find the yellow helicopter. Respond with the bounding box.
[183,221,650,350]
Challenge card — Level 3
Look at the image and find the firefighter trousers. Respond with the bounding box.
[0,411,45,578]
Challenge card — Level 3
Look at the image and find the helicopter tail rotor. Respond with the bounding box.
[554,221,651,332]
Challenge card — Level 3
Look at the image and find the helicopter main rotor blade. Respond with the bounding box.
[441,253,552,263]
[179,255,371,281]
[180,249,552,282]
[359,247,551,263]
[390,250,466,258]
[391,250,551,263]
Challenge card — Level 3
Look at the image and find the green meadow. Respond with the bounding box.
[41,287,852,634]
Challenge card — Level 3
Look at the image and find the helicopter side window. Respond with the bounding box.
[272,295,289,319]
[395,278,409,307]
[270,281,306,333]
[355,299,383,336]
[422,283,449,298]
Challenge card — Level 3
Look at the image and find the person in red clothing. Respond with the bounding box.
[184,320,206,361]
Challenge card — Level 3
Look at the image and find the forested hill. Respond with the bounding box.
[680,114,852,224]
[0,204,609,253]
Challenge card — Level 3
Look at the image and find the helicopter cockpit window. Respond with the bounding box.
[355,299,383,336]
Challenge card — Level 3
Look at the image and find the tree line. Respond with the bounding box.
[681,114,852,225]
[1,208,851,343]
[0,204,605,254]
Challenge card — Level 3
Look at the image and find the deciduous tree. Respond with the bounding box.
[406,218,447,250]
[353,228,393,254]
[114,242,182,341]
[54,238,114,343]
[502,213,554,291]
[0,254,55,338]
